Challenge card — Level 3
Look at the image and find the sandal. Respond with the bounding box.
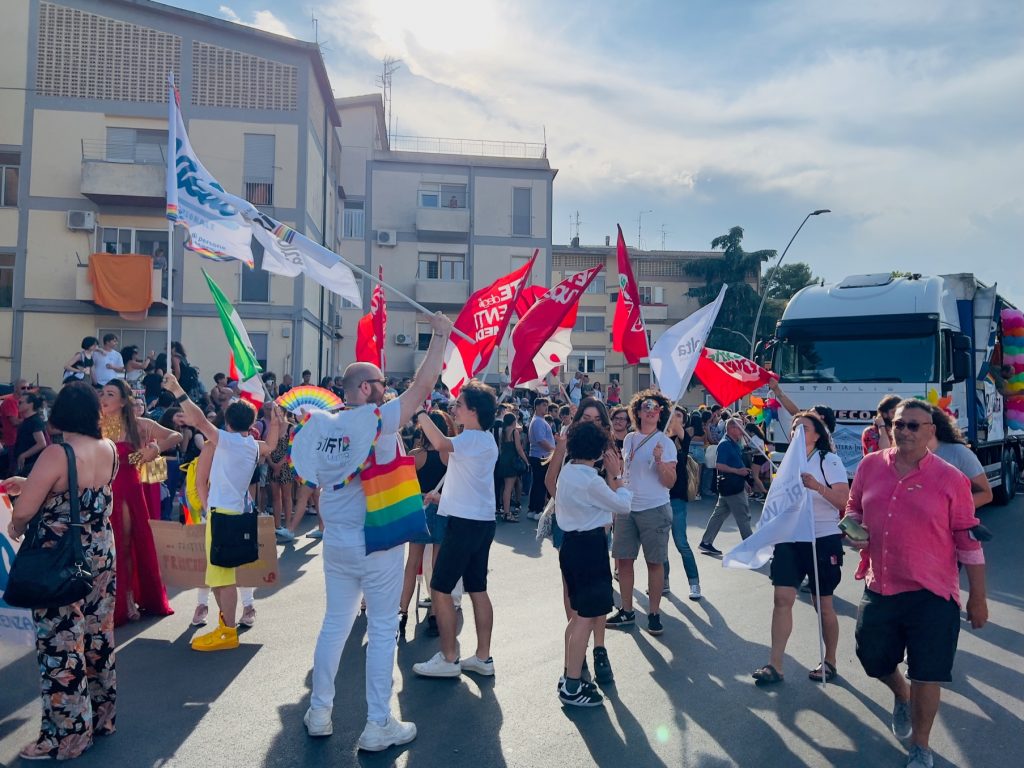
[808,661,837,682]
[752,664,784,685]
[506,512,520,523]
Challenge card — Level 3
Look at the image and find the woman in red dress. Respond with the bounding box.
[99,379,181,625]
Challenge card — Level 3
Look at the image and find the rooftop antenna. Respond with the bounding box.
[659,224,668,250]
[377,56,402,144]
[637,209,653,250]
[570,211,582,247]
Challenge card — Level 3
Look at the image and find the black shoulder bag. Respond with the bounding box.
[4,444,94,609]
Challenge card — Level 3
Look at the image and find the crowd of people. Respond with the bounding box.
[1,326,990,768]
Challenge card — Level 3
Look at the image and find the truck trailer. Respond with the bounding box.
[766,272,1022,504]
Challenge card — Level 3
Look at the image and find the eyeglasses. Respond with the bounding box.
[641,400,662,412]
[612,415,628,422]
[893,419,932,432]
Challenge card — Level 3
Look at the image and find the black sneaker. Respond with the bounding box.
[593,646,614,685]
[647,613,664,636]
[698,542,723,556]
[558,679,604,707]
[606,609,636,629]
[425,615,439,637]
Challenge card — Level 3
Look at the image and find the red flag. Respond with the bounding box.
[514,284,548,319]
[229,352,264,407]
[355,267,387,368]
[695,347,777,406]
[441,251,537,396]
[510,265,604,386]
[611,225,648,363]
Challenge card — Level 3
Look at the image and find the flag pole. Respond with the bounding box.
[166,221,174,370]
[809,532,828,688]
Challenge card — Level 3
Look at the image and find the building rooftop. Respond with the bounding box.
[554,243,721,260]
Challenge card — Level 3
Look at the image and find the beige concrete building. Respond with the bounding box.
[2,0,346,386]
[551,242,761,403]
[333,95,556,380]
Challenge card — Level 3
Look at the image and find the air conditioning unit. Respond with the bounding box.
[376,229,398,247]
[67,210,96,232]
[394,332,412,346]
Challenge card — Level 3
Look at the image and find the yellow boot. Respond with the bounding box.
[191,613,239,652]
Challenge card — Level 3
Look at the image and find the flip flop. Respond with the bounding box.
[808,661,837,682]
[752,664,784,685]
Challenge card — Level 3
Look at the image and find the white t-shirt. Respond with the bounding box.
[555,463,632,531]
[623,430,677,510]
[208,429,259,511]
[93,348,124,386]
[805,450,847,538]
[318,398,403,548]
[437,429,498,521]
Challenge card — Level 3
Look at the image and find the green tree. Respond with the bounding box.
[766,262,816,301]
[685,226,777,354]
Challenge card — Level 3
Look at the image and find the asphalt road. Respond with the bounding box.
[2,493,1022,768]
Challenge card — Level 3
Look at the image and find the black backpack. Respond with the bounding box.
[177,357,200,396]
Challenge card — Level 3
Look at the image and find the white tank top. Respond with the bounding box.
[208,429,258,511]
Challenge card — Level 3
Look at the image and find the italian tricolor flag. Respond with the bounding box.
[203,269,265,406]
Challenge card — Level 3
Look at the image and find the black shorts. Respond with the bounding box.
[770,534,844,596]
[430,516,496,595]
[855,588,960,683]
[559,528,614,619]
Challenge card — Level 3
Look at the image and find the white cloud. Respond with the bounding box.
[218,5,294,38]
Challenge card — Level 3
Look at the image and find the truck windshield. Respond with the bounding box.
[772,335,937,383]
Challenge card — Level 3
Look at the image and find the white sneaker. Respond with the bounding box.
[526,511,539,520]
[275,527,295,541]
[357,716,417,752]
[460,655,495,676]
[689,584,703,601]
[413,651,461,678]
[306,529,323,540]
[304,706,332,737]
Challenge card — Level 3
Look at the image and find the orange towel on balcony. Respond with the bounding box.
[88,253,153,315]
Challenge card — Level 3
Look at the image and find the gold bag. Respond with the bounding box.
[138,455,169,484]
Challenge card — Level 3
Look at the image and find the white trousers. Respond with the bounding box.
[311,543,403,724]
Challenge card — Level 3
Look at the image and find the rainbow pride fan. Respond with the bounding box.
[275,385,343,415]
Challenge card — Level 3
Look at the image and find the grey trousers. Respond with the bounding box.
[701,492,752,545]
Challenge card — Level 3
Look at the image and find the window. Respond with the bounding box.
[244,134,275,206]
[417,323,432,351]
[98,328,167,356]
[105,128,167,164]
[97,228,168,261]
[638,286,653,304]
[510,254,533,285]
[512,187,532,236]
[638,372,652,389]
[241,238,270,302]
[249,332,268,370]
[418,183,467,209]
[568,352,605,373]
[584,275,606,294]
[343,201,364,239]
[0,253,13,307]
[0,153,19,207]
[573,314,605,333]
[417,253,465,281]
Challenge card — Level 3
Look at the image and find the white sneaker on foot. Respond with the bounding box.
[304,706,332,737]
[239,605,256,627]
[306,529,323,540]
[191,604,209,626]
[688,584,703,601]
[413,651,461,678]
[460,655,495,676]
[357,716,417,751]
[275,527,295,541]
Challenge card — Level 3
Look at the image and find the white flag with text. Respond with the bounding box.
[649,285,727,401]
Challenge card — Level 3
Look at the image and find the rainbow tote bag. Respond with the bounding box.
[361,447,428,554]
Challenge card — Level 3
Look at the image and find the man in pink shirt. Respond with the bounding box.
[846,399,987,768]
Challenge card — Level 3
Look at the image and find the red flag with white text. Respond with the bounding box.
[355,267,387,368]
[510,265,604,386]
[442,252,537,396]
[696,347,777,406]
[611,225,649,363]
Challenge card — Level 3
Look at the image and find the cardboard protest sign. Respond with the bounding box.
[149,517,279,589]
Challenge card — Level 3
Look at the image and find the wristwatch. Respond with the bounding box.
[175,393,188,404]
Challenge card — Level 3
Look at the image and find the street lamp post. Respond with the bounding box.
[749,209,830,359]
[719,328,752,348]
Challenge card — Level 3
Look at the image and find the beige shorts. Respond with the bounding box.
[611,504,671,564]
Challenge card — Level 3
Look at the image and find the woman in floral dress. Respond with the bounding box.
[5,383,120,760]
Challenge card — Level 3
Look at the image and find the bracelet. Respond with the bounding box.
[413,410,428,421]
[175,393,188,404]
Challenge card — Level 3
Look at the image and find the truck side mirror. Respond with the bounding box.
[952,334,971,382]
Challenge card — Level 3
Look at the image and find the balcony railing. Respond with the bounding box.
[391,135,546,159]
[81,139,166,165]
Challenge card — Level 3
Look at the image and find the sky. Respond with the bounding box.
[174,0,1024,304]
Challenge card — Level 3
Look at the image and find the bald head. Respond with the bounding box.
[342,362,385,405]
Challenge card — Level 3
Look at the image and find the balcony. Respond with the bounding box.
[416,207,470,239]
[642,303,668,322]
[414,280,470,306]
[76,261,169,306]
[80,140,166,206]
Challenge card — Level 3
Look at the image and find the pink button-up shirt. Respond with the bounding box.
[846,448,983,606]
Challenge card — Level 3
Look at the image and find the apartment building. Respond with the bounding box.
[551,241,760,403]
[1,0,345,385]
[334,95,556,380]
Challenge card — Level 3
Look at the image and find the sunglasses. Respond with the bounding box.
[893,419,932,432]
[641,400,662,412]
[361,378,386,386]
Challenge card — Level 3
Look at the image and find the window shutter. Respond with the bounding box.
[244,134,276,183]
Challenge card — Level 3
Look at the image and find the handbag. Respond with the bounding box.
[209,507,259,567]
[3,444,94,609]
[361,444,428,554]
[686,455,701,501]
[137,455,168,484]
